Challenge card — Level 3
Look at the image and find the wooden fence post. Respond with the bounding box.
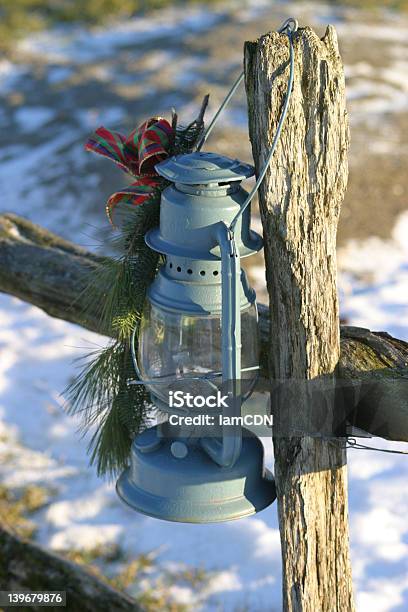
[245,26,354,610]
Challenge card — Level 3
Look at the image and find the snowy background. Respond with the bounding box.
[0,1,407,610]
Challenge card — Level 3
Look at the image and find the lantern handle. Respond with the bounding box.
[195,18,298,153]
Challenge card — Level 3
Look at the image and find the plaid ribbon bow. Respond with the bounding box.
[85,117,174,222]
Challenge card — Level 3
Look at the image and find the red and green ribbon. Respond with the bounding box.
[85,117,174,222]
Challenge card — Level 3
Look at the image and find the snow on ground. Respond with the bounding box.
[17,7,224,64]
[1,2,408,610]
[339,211,408,340]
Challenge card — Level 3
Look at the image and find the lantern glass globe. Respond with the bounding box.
[138,300,259,405]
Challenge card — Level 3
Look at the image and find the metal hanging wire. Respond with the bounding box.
[294,431,408,456]
[346,437,408,455]
[196,17,298,156]
[229,18,298,233]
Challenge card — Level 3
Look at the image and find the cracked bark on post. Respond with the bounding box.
[245,26,354,610]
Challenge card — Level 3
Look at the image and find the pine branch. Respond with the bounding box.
[65,99,211,476]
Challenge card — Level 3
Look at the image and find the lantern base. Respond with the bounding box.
[116,426,276,523]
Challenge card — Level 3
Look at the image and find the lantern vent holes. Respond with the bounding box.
[166,259,221,280]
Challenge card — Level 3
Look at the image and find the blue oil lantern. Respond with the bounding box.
[116,18,297,523]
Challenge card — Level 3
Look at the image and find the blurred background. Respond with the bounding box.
[0,1,407,610]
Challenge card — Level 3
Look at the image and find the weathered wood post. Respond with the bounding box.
[245,26,354,610]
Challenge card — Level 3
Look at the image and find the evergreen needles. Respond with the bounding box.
[65,100,208,477]
[65,206,159,477]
